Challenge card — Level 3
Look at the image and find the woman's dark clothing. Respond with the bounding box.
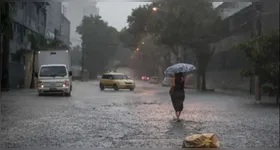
[170,74,185,112]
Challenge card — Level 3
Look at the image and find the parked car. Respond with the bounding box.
[149,76,159,84]
[99,72,135,91]
[162,77,172,87]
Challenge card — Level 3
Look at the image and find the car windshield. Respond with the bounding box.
[39,66,67,77]
[113,75,125,79]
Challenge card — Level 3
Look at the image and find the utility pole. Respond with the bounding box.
[254,2,262,102]
[81,41,85,81]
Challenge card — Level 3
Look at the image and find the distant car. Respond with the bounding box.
[149,76,159,84]
[99,72,135,91]
[162,77,172,87]
[141,76,150,81]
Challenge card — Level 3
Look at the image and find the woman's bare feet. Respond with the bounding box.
[176,111,182,122]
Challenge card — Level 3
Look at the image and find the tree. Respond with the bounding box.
[70,45,82,66]
[0,2,15,91]
[119,27,138,50]
[234,30,279,102]
[126,0,223,91]
[76,15,120,78]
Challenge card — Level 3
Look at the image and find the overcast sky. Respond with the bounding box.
[97,2,222,31]
[65,2,222,45]
[97,2,150,31]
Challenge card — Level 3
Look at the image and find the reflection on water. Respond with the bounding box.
[168,119,186,138]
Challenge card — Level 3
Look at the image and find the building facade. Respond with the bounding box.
[207,2,279,92]
[45,2,61,41]
[45,2,70,46]
[8,2,47,89]
[67,1,99,46]
[83,2,99,17]
[6,2,71,89]
[59,14,70,46]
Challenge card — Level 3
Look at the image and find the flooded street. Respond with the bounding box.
[1,81,279,148]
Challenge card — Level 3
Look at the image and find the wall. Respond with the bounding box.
[67,1,99,46]
[83,2,99,17]
[59,14,70,45]
[216,2,252,20]
[12,3,46,36]
[9,2,47,89]
[45,2,62,40]
[261,2,279,35]
[208,3,253,91]
[207,2,279,92]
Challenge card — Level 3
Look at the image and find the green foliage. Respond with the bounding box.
[127,4,152,36]
[234,30,279,86]
[76,15,120,77]
[126,0,221,61]
[126,0,222,90]
[119,27,139,50]
[70,45,82,66]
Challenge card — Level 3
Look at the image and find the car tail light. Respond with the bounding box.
[63,80,69,87]
[147,77,150,80]
[142,76,145,80]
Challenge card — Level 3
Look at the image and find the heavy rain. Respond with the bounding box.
[0,1,279,148]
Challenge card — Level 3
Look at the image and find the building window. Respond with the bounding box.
[22,2,26,9]
[255,2,263,11]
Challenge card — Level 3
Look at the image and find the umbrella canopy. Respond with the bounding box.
[165,63,196,75]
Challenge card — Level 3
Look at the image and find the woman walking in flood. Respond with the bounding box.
[169,72,186,122]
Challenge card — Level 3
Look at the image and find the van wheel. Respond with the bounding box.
[100,83,105,91]
[113,84,119,91]
[129,88,134,91]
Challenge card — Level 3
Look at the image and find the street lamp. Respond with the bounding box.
[152,7,158,11]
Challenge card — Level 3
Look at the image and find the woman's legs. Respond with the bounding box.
[177,100,184,120]
[175,111,179,119]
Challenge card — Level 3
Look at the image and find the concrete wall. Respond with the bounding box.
[261,2,279,35]
[45,2,62,39]
[9,62,25,88]
[216,2,252,20]
[67,1,99,45]
[59,14,70,45]
[206,69,250,92]
[12,2,47,36]
[9,3,47,89]
[207,2,279,92]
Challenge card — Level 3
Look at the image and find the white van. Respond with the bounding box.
[35,50,72,96]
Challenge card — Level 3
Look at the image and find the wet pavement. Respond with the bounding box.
[1,81,279,148]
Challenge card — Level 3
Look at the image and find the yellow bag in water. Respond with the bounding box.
[182,133,220,148]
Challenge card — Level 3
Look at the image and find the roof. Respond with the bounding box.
[215,2,235,10]
[215,2,252,20]
[103,72,125,75]
[41,64,67,67]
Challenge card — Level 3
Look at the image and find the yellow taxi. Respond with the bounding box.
[99,72,135,91]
